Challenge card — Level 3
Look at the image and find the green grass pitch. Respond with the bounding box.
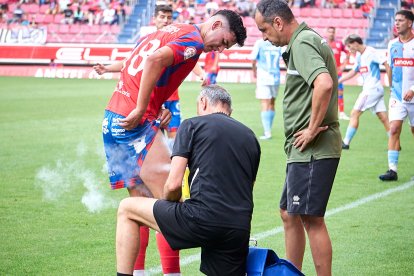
[0,76,413,275]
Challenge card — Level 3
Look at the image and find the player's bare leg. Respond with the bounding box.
[302,215,332,276]
[280,209,306,270]
[140,129,181,275]
[376,111,390,132]
[140,130,171,198]
[116,197,160,274]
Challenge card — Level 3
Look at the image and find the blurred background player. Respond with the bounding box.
[251,38,282,140]
[379,10,414,181]
[339,34,389,150]
[327,26,351,120]
[203,51,220,85]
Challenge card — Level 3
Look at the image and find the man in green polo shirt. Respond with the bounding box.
[255,0,342,275]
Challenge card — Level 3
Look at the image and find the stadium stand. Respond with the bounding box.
[0,0,403,48]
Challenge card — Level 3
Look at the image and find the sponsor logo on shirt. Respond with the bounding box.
[359,66,368,73]
[184,47,196,60]
[394,58,414,66]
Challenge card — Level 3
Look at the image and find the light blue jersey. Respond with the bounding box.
[251,39,282,86]
[387,37,414,103]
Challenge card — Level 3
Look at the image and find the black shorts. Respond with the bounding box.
[153,200,250,276]
[280,158,340,216]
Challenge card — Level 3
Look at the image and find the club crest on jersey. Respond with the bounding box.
[184,47,196,60]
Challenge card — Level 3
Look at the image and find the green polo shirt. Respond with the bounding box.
[283,22,342,163]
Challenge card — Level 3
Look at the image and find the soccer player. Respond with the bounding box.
[327,26,351,120]
[251,38,282,140]
[204,50,220,84]
[379,10,414,181]
[94,5,206,153]
[103,8,246,275]
[255,1,341,275]
[95,5,210,275]
[339,34,390,150]
[115,85,261,276]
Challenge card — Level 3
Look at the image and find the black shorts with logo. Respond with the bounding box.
[153,200,250,276]
[280,158,340,216]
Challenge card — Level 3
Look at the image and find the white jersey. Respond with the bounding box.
[387,37,414,103]
[352,46,385,94]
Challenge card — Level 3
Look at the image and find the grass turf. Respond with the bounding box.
[0,76,413,275]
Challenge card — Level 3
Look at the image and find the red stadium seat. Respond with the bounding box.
[353,9,364,18]
[242,16,255,27]
[310,9,321,18]
[27,4,39,14]
[58,24,70,34]
[331,8,342,18]
[299,8,312,17]
[53,14,64,24]
[291,7,300,17]
[69,24,81,34]
[46,23,59,33]
[342,9,353,18]
[43,14,54,24]
[321,8,332,18]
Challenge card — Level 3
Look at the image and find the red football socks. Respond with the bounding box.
[156,232,180,274]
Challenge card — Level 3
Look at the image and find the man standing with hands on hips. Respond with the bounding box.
[254,0,342,275]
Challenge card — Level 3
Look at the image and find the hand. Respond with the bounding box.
[201,75,209,86]
[119,109,142,130]
[403,89,414,101]
[158,108,172,128]
[293,126,329,152]
[93,63,107,75]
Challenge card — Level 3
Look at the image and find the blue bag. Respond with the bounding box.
[246,246,305,276]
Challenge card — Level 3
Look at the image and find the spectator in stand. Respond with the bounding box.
[45,0,59,16]
[235,0,254,17]
[361,0,373,18]
[300,0,316,8]
[61,4,74,24]
[9,3,24,24]
[102,4,115,24]
[205,0,219,17]
[73,5,85,24]
[402,0,414,14]
[0,8,8,24]
[327,26,351,120]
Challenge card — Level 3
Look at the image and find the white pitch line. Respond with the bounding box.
[147,180,414,275]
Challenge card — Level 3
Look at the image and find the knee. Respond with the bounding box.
[301,215,324,232]
[389,125,400,136]
[117,198,132,219]
[280,209,289,223]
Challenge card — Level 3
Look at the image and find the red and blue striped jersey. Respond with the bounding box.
[106,24,203,121]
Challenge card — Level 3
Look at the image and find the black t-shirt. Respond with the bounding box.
[172,113,261,231]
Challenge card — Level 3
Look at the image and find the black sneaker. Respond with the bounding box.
[342,141,349,150]
[379,170,398,181]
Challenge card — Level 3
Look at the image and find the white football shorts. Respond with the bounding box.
[388,97,414,126]
[255,85,279,100]
[353,91,386,113]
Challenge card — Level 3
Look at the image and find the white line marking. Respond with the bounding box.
[147,180,414,275]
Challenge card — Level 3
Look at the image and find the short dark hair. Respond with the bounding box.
[154,5,173,16]
[395,9,414,22]
[344,34,363,45]
[256,0,294,24]
[213,10,247,47]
